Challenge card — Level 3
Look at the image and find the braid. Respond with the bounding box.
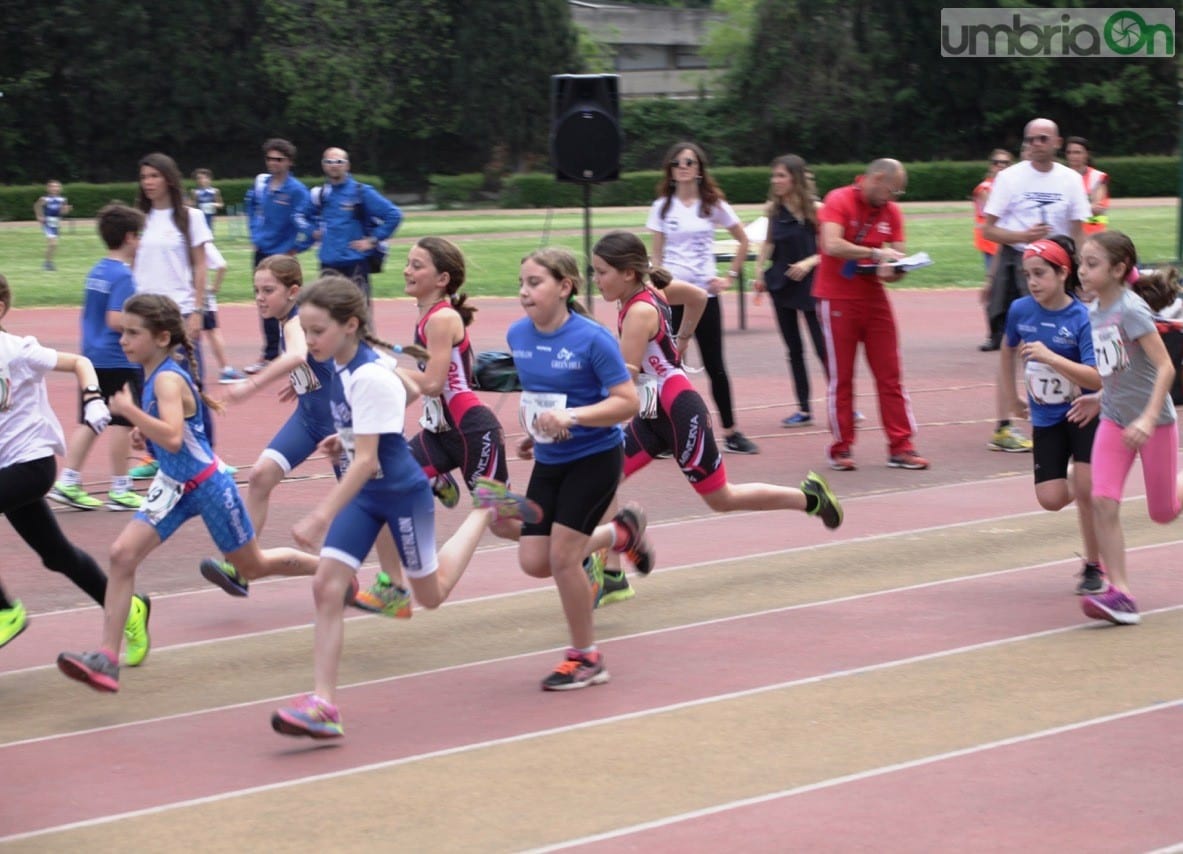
[363,333,430,364]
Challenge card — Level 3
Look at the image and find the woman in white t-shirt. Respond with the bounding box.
[133,152,215,455]
[645,142,757,454]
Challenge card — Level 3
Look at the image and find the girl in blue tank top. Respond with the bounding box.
[58,294,319,695]
[270,275,539,739]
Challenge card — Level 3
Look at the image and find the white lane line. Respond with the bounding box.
[2,604,1181,844]
[528,700,1183,853]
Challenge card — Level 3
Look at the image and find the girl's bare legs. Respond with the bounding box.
[406,508,492,609]
[245,456,285,534]
[309,558,354,704]
[101,520,160,656]
[520,524,600,649]
[1092,496,1127,591]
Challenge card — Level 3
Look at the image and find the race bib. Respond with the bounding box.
[418,395,450,433]
[45,216,60,229]
[0,363,11,412]
[199,202,217,215]
[1092,325,1127,377]
[289,363,322,395]
[636,374,659,420]
[1025,361,1077,405]
[336,427,382,479]
[143,470,185,525]
[519,391,567,444]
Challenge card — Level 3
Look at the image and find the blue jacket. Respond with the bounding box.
[245,174,314,255]
[308,176,401,267]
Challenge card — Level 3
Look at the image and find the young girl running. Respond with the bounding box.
[511,248,656,691]
[57,294,320,692]
[997,236,1102,594]
[591,232,843,559]
[0,274,149,659]
[199,260,416,618]
[1069,230,1183,625]
[354,237,522,613]
[271,276,539,738]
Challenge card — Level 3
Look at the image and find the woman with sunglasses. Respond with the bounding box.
[975,149,1013,352]
[645,142,758,455]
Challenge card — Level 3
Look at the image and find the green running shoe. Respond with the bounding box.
[129,459,159,479]
[49,482,103,510]
[0,600,29,649]
[200,558,249,597]
[801,471,844,530]
[472,477,543,524]
[599,568,636,607]
[583,549,606,608]
[106,489,143,511]
[123,594,151,667]
[352,571,413,618]
[431,472,460,509]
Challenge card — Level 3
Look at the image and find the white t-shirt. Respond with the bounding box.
[204,242,227,313]
[645,197,740,290]
[0,332,66,467]
[133,206,213,314]
[983,162,1091,250]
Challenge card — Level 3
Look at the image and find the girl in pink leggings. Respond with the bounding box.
[1069,231,1182,625]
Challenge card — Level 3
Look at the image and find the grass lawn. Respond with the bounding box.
[0,203,1176,308]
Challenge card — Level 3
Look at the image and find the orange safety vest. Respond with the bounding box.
[973,179,997,254]
[1081,166,1109,234]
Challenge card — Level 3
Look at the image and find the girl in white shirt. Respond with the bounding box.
[0,273,150,662]
[646,141,757,454]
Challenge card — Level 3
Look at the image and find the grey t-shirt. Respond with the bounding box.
[1090,288,1177,427]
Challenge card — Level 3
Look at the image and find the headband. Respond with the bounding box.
[1023,239,1071,270]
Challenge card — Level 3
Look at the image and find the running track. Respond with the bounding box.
[1,292,1180,851]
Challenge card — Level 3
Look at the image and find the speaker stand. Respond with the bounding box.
[582,182,594,312]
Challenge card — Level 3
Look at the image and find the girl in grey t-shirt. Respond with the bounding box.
[1070,231,1181,626]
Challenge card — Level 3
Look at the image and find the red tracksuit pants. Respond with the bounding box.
[818,289,918,460]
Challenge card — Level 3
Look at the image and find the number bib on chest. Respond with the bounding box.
[418,395,450,433]
[1025,361,1077,405]
[636,374,659,420]
[1092,325,1128,377]
[143,470,185,525]
[289,363,322,396]
[519,391,567,444]
[0,363,12,412]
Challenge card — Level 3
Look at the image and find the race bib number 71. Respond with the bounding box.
[1092,325,1127,378]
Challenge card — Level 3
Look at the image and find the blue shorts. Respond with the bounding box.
[133,468,254,554]
[322,483,437,576]
[261,410,338,476]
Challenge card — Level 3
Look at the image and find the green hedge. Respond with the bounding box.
[0,174,384,222]
[494,156,1179,208]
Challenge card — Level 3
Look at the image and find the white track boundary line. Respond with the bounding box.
[3,605,1182,844]
[528,699,1183,853]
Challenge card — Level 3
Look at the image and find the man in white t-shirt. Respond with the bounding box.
[981,118,1090,351]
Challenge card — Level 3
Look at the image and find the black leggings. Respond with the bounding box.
[773,304,827,413]
[671,298,736,429]
[0,456,107,608]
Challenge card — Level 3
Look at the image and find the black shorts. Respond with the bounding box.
[623,384,725,495]
[1032,418,1097,484]
[202,310,219,331]
[521,444,623,537]
[408,405,509,490]
[80,368,143,428]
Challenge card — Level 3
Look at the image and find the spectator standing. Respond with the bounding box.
[974,149,1012,351]
[33,180,71,271]
[815,158,928,472]
[307,147,401,309]
[244,138,313,374]
[1065,136,1109,236]
[645,141,757,454]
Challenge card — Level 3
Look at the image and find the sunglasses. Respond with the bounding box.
[1022,134,1051,145]
[992,159,1012,166]
[670,158,698,168]
[322,158,348,165]
[265,155,287,162]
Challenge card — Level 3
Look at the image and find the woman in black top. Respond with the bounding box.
[754,154,828,427]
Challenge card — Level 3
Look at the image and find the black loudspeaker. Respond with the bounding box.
[551,74,622,183]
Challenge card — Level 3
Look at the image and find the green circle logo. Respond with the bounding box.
[1105,10,1149,55]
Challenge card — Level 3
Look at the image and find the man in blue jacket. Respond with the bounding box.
[309,147,402,306]
[243,138,314,373]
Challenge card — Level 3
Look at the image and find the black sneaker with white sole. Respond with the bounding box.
[724,431,759,454]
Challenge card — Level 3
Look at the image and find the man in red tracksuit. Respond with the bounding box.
[815,158,929,472]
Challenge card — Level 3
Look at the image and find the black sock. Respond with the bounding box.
[804,493,820,514]
[997,419,1011,431]
[603,568,625,579]
[0,586,12,610]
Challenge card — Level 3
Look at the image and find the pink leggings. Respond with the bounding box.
[1091,418,1180,523]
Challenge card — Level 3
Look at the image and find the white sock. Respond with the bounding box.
[111,476,131,493]
[61,468,81,487]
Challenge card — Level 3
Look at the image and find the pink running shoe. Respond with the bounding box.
[271,694,344,738]
[1081,585,1141,625]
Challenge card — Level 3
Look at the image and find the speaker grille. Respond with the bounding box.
[553,108,621,182]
